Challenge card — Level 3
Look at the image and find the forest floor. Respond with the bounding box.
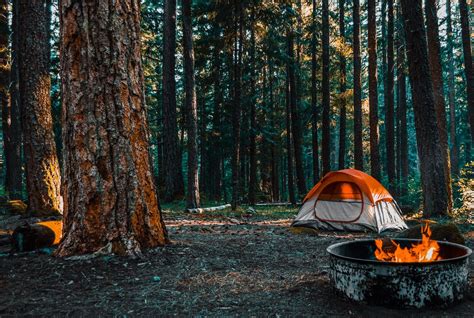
[0,204,473,317]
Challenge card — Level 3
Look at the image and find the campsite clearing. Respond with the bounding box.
[0,207,473,316]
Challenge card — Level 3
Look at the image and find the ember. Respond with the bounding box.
[375,223,441,262]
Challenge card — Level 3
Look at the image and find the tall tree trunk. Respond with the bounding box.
[288,27,306,197]
[396,5,408,196]
[311,0,319,183]
[385,0,395,189]
[368,0,380,179]
[231,2,243,210]
[424,0,452,210]
[6,0,22,200]
[18,0,62,215]
[446,0,458,175]
[248,8,257,205]
[353,0,363,171]
[57,0,168,257]
[1,0,20,199]
[162,0,184,202]
[321,0,331,175]
[211,28,223,201]
[459,0,474,145]
[182,0,200,209]
[338,0,346,171]
[269,59,280,202]
[286,57,296,205]
[400,0,448,217]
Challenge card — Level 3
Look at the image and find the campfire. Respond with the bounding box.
[326,229,471,308]
[374,223,441,263]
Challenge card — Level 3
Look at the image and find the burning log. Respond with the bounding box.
[396,222,465,245]
[11,221,62,252]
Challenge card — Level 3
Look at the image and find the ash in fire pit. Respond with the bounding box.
[327,238,471,308]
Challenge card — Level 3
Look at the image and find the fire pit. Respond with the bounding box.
[327,238,471,308]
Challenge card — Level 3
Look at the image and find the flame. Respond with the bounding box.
[374,223,442,262]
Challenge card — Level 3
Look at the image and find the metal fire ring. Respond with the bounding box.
[327,239,472,308]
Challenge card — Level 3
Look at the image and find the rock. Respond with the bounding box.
[246,207,256,215]
[289,226,319,236]
[396,223,465,245]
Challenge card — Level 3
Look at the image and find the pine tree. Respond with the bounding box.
[18,0,62,215]
[57,0,168,257]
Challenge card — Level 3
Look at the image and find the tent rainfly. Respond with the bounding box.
[291,169,408,233]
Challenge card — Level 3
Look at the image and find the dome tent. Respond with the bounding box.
[291,169,408,233]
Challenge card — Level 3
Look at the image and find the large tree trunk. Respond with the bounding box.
[338,0,346,171]
[182,0,200,209]
[424,0,452,211]
[459,0,474,145]
[1,0,19,199]
[57,0,168,257]
[231,2,243,210]
[321,0,331,175]
[18,0,62,215]
[385,0,395,190]
[353,0,363,171]
[288,27,306,197]
[248,8,257,205]
[368,0,380,180]
[400,0,448,217]
[162,0,184,202]
[446,0,458,175]
[396,5,408,196]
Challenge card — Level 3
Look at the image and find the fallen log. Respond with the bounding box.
[255,202,301,206]
[11,220,62,252]
[186,204,231,214]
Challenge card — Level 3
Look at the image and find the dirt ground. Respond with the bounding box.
[0,209,473,317]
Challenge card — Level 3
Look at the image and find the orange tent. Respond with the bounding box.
[292,169,407,233]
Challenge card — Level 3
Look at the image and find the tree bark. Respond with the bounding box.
[424,0,452,210]
[446,0,458,175]
[231,1,243,210]
[5,0,22,200]
[162,0,184,202]
[288,27,306,197]
[269,59,280,202]
[459,0,474,145]
[210,25,223,201]
[400,0,448,216]
[338,0,346,171]
[311,0,319,183]
[368,0,380,180]
[396,5,408,196]
[57,0,168,257]
[249,7,257,205]
[182,0,200,209]
[353,0,363,171]
[1,0,21,200]
[321,0,331,175]
[18,0,62,215]
[385,0,395,189]
[286,55,296,205]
